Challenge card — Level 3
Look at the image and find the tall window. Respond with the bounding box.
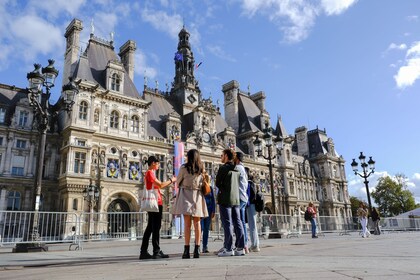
[74,152,86,173]
[110,110,119,129]
[111,73,121,91]
[73,198,78,210]
[79,101,88,120]
[0,107,6,123]
[16,139,26,149]
[7,191,21,210]
[18,111,28,127]
[131,115,139,132]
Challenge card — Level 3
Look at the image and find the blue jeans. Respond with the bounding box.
[239,201,248,247]
[219,205,244,250]
[246,204,259,248]
[310,217,317,237]
[201,216,211,249]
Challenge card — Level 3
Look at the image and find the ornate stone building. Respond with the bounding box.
[0,19,351,227]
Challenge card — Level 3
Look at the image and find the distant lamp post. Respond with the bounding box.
[23,59,78,251]
[83,184,100,237]
[253,122,283,216]
[351,152,375,213]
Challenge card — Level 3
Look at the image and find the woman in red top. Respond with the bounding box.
[139,156,176,260]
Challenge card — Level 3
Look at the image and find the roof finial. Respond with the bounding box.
[90,19,95,35]
[110,31,114,43]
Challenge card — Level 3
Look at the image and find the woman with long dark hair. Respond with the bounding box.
[172,149,209,258]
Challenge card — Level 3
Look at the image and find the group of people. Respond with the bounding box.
[139,148,261,260]
[357,202,381,238]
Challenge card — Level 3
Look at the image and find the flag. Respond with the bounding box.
[174,52,183,61]
[195,62,202,69]
[173,141,184,196]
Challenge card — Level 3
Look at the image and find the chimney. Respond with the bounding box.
[63,19,83,85]
[119,40,136,81]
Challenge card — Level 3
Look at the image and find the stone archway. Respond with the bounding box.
[107,199,131,237]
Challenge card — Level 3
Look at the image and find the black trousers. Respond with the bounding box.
[140,205,162,254]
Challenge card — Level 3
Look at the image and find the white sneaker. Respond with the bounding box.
[218,248,234,257]
[250,246,260,252]
[234,248,245,256]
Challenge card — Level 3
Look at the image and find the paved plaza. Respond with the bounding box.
[0,231,419,280]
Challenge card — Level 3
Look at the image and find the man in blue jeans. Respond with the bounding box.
[234,152,249,253]
[215,149,245,257]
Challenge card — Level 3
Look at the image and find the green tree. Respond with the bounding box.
[371,174,416,217]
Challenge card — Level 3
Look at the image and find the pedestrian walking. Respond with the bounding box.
[139,156,176,260]
[172,149,209,259]
[357,202,370,238]
[371,207,381,235]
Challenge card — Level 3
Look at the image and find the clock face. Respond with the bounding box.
[202,132,211,143]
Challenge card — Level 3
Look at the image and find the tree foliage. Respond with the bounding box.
[371,174,416,217]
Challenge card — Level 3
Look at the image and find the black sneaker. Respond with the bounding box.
[202,247,210,253]
[153,250,169,259]
[139,252,153,260]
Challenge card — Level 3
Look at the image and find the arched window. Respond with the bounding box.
[111,73,121,91]
[132,115,139,132]
[79,101,88,120]
[110,110,119,129]
[7,191,21,210]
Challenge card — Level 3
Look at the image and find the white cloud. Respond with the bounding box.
[135,51,157,81]
[28,0,86,18]
[387,43,407,51]
[239,0,357,43]
[140,8,183,41]
[394,41,420,89]
[11,15,63,61]
[206,45,236,62]
[406,15,418,22]
[320,0,358,16]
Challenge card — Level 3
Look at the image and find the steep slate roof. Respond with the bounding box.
[275,116,288,137]
[237,93,261,134]
[0,85,28,125]
[143,91,177,138]
[74,37,140,98]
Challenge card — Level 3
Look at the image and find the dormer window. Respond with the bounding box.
[111,73,121,92]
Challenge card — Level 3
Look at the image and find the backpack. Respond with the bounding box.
[217,165,241,206]
[304,209,311,221]
[254,191,264,212]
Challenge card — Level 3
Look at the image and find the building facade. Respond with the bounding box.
[0,19,351,234]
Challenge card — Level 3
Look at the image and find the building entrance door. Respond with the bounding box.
[107,199,131,238]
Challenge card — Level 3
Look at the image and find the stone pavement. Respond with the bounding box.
[0,231,419,280]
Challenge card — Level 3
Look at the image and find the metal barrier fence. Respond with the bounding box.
[1,210,419,249]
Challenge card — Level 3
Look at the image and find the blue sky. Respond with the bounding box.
[1,0,419,204]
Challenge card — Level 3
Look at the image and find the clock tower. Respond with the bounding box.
[170,26,201,116]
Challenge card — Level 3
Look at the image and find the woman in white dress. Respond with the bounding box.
[172,149,209,258]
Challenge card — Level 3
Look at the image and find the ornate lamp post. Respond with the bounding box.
[83,184,100,237]
[253,122,283,215]
[24,59,78,250]
[351,152,376,213]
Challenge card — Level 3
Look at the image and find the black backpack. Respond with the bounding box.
[254,191,264,212]
[304,209,311,221]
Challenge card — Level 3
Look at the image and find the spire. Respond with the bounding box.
[172,25,199,91]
